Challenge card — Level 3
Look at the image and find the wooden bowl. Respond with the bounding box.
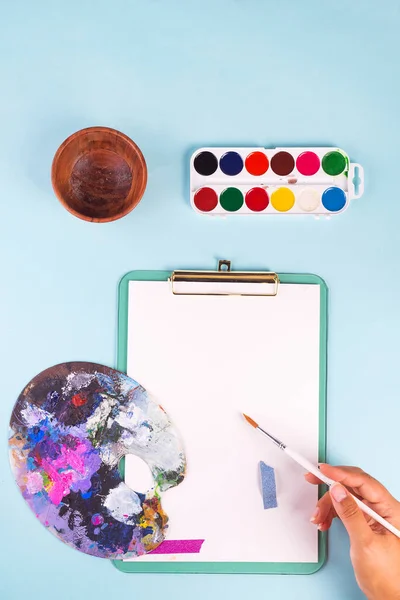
[51,127,147,222]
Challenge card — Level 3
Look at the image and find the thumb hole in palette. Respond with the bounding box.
[121,454,154,494]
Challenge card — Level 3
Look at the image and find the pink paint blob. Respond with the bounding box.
[42,459,74,505]
[92,513,104,526]
[26,471,44,494]
[296,151,320,176]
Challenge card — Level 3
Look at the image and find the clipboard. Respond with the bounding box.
[113,261,328,575]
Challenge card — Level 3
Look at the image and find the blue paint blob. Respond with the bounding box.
[27,426,45,444]
[137,491,146,504]
[219,151,243,176]
[95,373,117,394]
[322,187,346,212]
[26,456,36,470]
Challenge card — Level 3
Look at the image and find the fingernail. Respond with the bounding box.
[310,507,320,522]
[304,472,311,479]
[330,484,347,503]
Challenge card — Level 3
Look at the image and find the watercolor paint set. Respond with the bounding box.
[190,147,364,216]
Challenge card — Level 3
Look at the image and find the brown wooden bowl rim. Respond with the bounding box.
[51,126,148,223]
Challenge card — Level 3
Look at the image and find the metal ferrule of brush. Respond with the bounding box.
[258,426,286,450]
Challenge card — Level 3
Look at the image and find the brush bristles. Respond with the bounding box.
[243,413,258,429]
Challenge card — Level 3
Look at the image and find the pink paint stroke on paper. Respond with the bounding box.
[151,540,204,554]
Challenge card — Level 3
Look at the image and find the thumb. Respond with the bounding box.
[330,484,372,544]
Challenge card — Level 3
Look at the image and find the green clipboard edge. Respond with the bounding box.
[113,270,328,575]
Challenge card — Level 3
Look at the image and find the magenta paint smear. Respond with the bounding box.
[151,539,204,554]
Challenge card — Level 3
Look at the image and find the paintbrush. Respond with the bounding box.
[243,413,400,539]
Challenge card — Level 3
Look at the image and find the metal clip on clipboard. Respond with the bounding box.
[169,260,279,297]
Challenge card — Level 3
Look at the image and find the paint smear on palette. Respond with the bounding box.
[8,362,186,559]
[150,539,205,554]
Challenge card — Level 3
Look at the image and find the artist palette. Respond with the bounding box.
[190,147,364,216]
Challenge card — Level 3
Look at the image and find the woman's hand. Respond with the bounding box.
[306,464,400,600]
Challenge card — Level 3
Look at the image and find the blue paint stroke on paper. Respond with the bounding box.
[260,461,277,510]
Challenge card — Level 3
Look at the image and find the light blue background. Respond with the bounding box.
[1,0,399,598]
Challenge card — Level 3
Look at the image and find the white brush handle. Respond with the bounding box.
[284,447,400,539]
[284,448,336,486]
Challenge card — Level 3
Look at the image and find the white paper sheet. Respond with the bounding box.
[125,280,321,563]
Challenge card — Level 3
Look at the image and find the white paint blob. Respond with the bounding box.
[297,188,320,212]
[104,482,142,524]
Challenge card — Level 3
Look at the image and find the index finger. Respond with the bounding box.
[304,472,324,485]
[319,464,397,507]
